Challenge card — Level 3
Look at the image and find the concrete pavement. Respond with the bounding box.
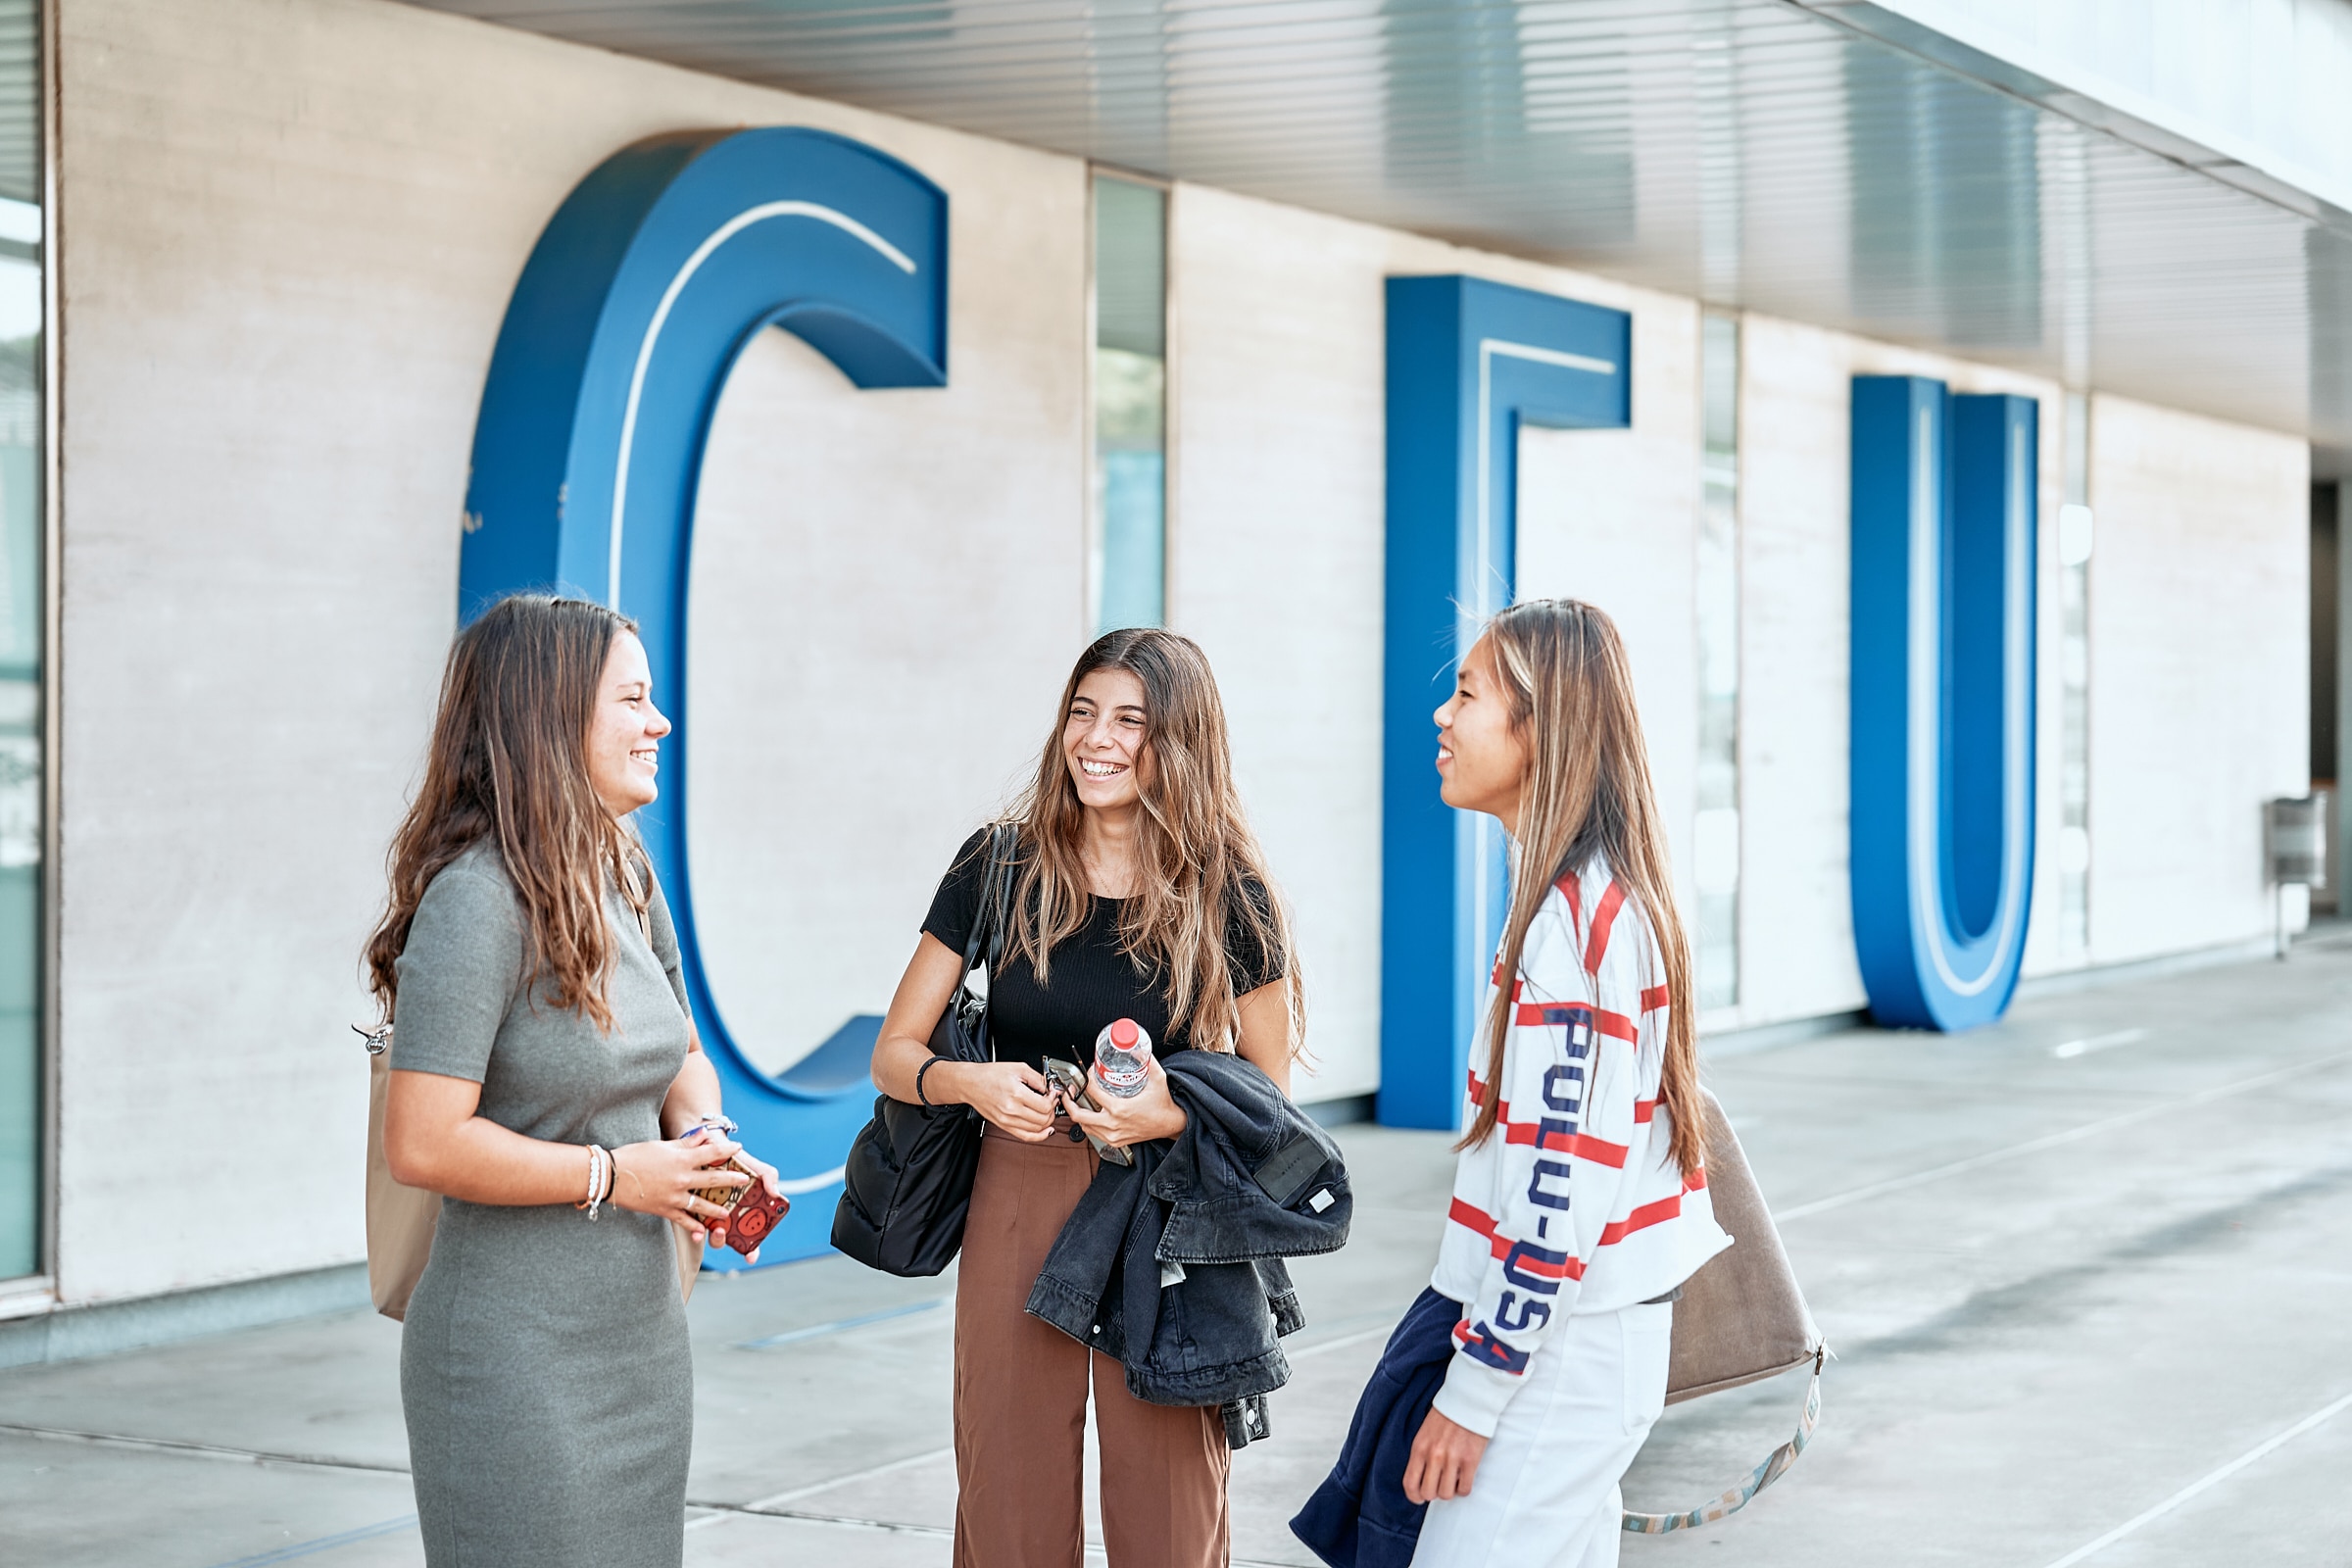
[5,938,2350,1566]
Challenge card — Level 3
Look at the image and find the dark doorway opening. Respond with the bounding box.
[2316,480,2341,912]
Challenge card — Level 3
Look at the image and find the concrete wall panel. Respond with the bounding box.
[2084,393,2309,963]
[56,0,1083,1300]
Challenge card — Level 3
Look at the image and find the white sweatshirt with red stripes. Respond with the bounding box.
[1429,858,1733,1439]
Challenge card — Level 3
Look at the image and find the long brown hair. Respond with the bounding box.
[366,594,650,1031]
[1459,600,1704,1174]
[999,628,1302,1057]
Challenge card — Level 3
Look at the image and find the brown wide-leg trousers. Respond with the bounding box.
[953,1125,1231,1568]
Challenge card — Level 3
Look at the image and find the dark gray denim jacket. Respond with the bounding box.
[1025,1051,1352,1436]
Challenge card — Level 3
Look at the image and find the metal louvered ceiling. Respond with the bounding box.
[405,0,2352,466]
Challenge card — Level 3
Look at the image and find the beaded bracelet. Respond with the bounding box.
[916,1055,951,1108]
[576,1145,610,1220]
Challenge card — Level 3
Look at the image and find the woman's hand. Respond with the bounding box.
[1402,1407,1489,1504]
[609,1130,751,1243]
[937,1060,1060,1143]
[1062,1054,1187,1148]
[706,1138,782,1263]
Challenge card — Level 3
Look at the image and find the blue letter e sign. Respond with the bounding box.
[1380,276,1631,1127]
[1850,377,2037,1031]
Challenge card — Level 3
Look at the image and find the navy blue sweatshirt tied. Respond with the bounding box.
[1289,1287,1459,1568]
[1025,1050,1351,1445]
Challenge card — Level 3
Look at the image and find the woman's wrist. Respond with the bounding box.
[919,1059,972,1105]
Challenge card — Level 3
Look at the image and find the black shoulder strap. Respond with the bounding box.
[961,822,1018,980]
[982,821,1017,974]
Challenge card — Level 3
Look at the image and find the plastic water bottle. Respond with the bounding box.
[1094,1017,1153,1099]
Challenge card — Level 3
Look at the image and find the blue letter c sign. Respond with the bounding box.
[458,127,951,1264]
[1850,377,2038,1030]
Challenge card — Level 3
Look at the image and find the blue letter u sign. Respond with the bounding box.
[1849,377,2037,1031]
[459,127,950,1264]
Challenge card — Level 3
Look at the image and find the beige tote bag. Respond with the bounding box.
[1623,1086,1826,1535]
[361,1025,703,1322]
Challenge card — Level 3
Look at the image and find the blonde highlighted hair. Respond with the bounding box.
[1459,599,1704,1174]
[999,628,1302,1058]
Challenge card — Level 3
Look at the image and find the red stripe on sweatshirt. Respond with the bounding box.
[1595,1168,1709,1247]
[1447,1197,1509,1259]
[1501,1119,1630,1167]
[1584,882,1628,975]
[1509,1001,1638,1043]
[1641,986,1670,1011]
[1446,1198,1589,1278]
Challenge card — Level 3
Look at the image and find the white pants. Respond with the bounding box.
[1409,1300,1674,1568]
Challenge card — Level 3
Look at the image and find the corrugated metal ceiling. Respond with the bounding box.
[405,0,2352,466]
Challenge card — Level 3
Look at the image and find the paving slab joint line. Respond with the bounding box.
[0,1421,413,1477]
[690,1313,1403,1530]
[686,1502,1300,1566]
[200,1513,418,1568]
[1777,1046,2352,1222]
[2037,1387,2352,1568]
[733,1295,946,1349]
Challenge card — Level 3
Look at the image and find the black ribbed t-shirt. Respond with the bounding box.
[921,829,1285,1074]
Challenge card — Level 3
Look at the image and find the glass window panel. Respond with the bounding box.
[1091,175,1166,635]
[0,0,39,1282]
[2059,392,2090,959]
[1695,314,1740,1012]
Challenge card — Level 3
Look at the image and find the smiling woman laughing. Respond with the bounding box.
[869,627,1304,1568]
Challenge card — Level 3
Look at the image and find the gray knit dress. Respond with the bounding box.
[393,840,695,1568]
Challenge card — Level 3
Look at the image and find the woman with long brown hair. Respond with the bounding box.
[870,627,1302,1568]
[368,594,778,1568]
[1395,599,1731,1568]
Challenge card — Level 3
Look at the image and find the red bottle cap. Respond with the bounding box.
[1110,1018,1140,1049]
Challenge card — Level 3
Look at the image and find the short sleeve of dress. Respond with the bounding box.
[390,859,526,1083]
[921,829,992,957]
[1224,875,1288,995]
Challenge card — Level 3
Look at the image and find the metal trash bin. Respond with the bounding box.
[2265,794,2329,956]
[2267,796,2328,887]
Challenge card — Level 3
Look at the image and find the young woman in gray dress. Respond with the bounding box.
[367,594,780,1568]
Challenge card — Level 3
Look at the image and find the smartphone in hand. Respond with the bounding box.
[1040,1058,1134,1167]
[691,1153,792,1255]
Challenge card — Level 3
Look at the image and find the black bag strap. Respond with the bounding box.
[948,823,1018,1063]
[980,821,1017,974]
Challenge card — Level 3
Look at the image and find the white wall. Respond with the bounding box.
[2085,393,2309,962]
[56,0,1087,1302]
[46,0,2317,1304]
